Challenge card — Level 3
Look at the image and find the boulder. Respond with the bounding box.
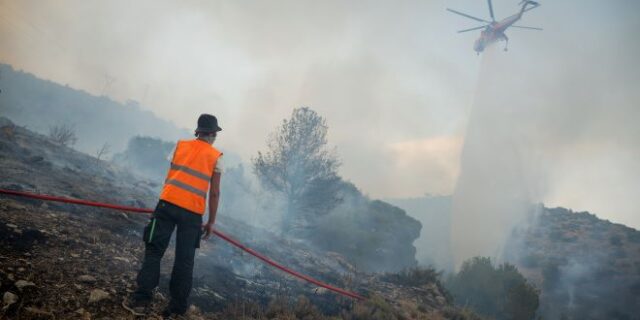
[88,289,109,303]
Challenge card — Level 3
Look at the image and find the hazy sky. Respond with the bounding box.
[1,0,639,228]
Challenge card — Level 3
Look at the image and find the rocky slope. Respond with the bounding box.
[393,194,640,318]
[505,206,640,319]
[0,117,476,319]
[386,196,453,271]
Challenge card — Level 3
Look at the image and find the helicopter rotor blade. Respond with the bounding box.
[487,0,495,21]
[446,8,490,23]
[511,25,543,31]
[523,1,541,12]
[457,25,488,33]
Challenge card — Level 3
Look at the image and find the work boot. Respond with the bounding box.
[161,306,187,319]
[122,296,150,316]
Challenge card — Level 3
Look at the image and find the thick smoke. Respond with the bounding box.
[1,1,640,254]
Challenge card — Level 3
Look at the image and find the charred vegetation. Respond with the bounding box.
[0,116,471,318]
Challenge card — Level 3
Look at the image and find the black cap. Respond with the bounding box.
[195,114,222,133]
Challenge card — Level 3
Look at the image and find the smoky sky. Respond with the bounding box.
[1,0,639,228]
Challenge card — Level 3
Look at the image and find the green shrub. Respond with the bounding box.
[381,266,451,303]
[445,257,539,320]
[382,266,441,287]
[627,231,640,243]
[340,295,399,320]
[441,306,488,320]
[609,234,623,246]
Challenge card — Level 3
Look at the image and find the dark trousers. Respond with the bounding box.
[134,200,202,313]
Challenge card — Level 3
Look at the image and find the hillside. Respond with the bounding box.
[0,63,189,155]
[0,117,476,319]
[394,195,640,318]
[506,206,640,319]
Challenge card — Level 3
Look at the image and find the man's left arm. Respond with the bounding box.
[202,158,222,240]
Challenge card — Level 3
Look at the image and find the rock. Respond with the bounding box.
[29,156,45,163]
[78,275,96,283]
[114,257,129,263]
[70,253,80,258]
[313,287,328,295]
[187,305,202,317]
[154,291,166,300]
[15,280,36,291]
[88,289,109,303]
[7,202,26,211]
[76,308,91,320]
[24,307,54,318]
[2,291,18,310]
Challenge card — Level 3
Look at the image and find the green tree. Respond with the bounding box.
[446,257,539,320]
[253,107,341,237]
[113,136,175,180]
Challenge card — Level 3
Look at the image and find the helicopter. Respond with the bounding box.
[447,0,542,54]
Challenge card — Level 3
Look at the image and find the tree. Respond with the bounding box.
[48,123,77,147]
[112,136,174,180]
[446,257,539,320]
[253,107,341,237]
[95,142,111,161]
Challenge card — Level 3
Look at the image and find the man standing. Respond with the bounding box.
[124,114,223,317]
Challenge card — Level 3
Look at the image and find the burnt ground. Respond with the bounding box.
[0,197,475,320]
[0,196,352,319]
[0,117,477,319]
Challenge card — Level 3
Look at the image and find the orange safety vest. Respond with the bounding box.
[159,139,222,215]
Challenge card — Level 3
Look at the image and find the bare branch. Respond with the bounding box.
[48,123,77,147]
[96,142,111,161]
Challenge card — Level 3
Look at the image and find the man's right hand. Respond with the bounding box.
[202,222,215,240]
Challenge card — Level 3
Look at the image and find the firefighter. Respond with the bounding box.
[124,114,223,317]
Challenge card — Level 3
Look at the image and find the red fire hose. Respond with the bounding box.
[0,188,365,300]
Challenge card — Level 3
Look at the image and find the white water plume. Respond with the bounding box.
[450,44,542,268]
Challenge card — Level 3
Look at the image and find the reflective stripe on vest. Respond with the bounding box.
[159,139,222,214]
[169,163,211,182]
[165,178,208,198]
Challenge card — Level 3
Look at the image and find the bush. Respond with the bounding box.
[381,266,451,303]
[48,123,77,146]
[609,234,623,246]
[445,257,539,320]
[441,306,487,320]
[340,295,399,320]
[382,266,441,287]
[112,136,174,180]
[263,296,325,320]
